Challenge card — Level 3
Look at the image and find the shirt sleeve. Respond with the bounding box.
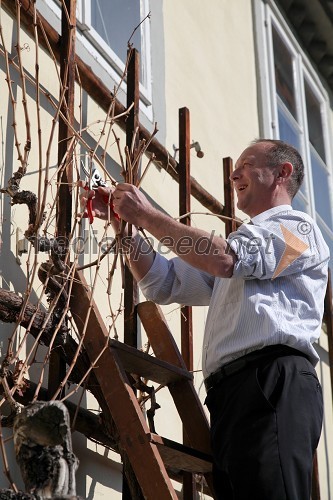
[228,218,329,280]
[138,252,215,306]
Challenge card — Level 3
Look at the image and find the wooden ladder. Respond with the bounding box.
[70,270,215,499]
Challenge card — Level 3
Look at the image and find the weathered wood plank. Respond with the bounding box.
[150,434,212,475]
[179,106,196,499]
[71,271,178,499]
[136,302,211,453]
[137,301,215,496]
[110,339,192,385]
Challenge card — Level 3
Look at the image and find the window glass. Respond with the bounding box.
[91,0,141,66]
[272,25,297,119]
[304,81,326,162]
[277,104,300,149]
[292,193,308,213]
[318,222,333,264]
[311,147,333,227]
[277,104,306,197]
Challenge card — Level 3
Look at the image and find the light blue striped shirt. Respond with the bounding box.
[139,205,330,378]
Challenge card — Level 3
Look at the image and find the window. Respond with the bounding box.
[90,1,141,64]
[255,0,333,261]
[38,0,152,117]
[79,0,151,101]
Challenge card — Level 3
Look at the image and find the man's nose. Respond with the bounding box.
[230,168,240,181]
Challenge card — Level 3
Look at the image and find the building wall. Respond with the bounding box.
[0,1,332,498]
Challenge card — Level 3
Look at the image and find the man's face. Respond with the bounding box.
[231,143,279,218]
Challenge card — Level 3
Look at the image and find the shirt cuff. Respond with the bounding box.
[228,237,258,278]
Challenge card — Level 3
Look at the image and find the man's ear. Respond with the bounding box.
[277,162,293,183]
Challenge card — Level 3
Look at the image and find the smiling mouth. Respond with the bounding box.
[237,185,248,192]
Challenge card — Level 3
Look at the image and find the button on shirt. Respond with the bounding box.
[138,205,330,379]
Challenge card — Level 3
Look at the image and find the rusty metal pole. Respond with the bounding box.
[122,47,144,500]
[178,107,196,499]
[311,451,321,500]
[48,0,76,399]
[56,0,75,238]
[124,47,140,348]
[179,107,193,369]
[223,157,237,236]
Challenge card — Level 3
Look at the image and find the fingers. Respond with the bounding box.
[113,183,134,196]
[113,183,129,191]
[78,193,90,219]
[79,183,95,221]
[80,187,95,200]
[79,184,117,222]
[78,179,86,189]
[97,185,112,196]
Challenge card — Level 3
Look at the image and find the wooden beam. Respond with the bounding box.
[137,301,215,494]
[124,48,140,349]
[150,434,212,474]
[137,301,215,496]
[56,0,76,239]
[179,107,193,371]
[179,108,191,228]
[223,157,237,235]
[48,0,77,400]
[178,107,196,499]
[311,451,321,500]
[137,302,211,454]
[71,271,178,499]
[1,0,226,217]
[123,47,141,500]
[109,339,192,385]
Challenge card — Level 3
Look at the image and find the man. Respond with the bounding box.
[83,139,329,499]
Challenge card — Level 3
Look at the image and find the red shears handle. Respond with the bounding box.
[84,185,94,224]
[84,186,120,224]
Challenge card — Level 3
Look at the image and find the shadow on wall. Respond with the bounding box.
[72,432,122,499]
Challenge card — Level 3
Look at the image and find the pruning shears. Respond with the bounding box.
[81,162,120,224]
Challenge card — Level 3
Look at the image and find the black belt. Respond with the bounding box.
[204,344,309,392]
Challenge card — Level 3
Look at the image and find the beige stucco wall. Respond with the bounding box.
[162,0,259,204]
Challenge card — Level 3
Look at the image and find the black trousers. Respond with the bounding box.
[205,351,323,500]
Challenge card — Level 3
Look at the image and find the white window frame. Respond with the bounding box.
[37,0,153,120]
[254,0,333,248]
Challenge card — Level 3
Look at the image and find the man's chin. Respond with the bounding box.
[236,200,245,211]
[236,199,251,217]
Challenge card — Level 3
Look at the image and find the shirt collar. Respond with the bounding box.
[250,205,292,225]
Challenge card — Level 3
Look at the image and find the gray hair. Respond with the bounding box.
[253,139,304,198]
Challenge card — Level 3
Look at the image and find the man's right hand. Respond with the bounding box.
[80,182,156,280]
[80,185,120,226]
